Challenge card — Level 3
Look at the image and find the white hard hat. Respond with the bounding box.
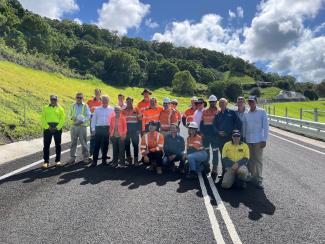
[208,95,217,102]
[191,96,198,101]
[171,99,178,104]
[188,122,199,129]
[163,97,170,103]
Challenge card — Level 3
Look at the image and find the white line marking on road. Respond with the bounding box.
[198,173,225,244]
[207,176,243,244]
[0,145,82,181]
[269,132,325,156]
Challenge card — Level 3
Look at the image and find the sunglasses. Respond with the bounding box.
[76,97,83,99]
[232,135,241,138]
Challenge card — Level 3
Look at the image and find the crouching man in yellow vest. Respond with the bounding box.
[221,130,250,189]
[67,92,91,164]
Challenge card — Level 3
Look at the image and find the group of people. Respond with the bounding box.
[41,88,269,189]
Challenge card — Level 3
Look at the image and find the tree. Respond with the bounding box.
[275,80,291,90]
[198,67,223,84]
[225,81,243,102]
[208,81,226,99]
[172,71,196,95]
[147,60,179,87]
[315,81,325,98]
[304,90,318,101]
[250,87,261,97]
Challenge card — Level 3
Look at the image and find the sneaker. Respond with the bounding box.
[56,161,62,167]
[110,161,118,167]
[119,161,126,167]
[156,166,163,175]
[83,158,92,164]
[67,158,76,165]
[42,162,50,169]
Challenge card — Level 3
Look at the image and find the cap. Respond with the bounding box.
[149,121,158,127]
[50,95,58,100]
[188,122,199,129]
[248,96,257,101]
[208,95,217,102]
[191,96,198,101]
[114,105,121,110]
[141,89,152,95]
[163,97,171,103]
[171,99,178,104]
[118,93,125,97]
[232,130,241,136]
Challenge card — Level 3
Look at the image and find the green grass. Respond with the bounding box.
[223,71,256,85]
[263,101,325,123]
[0,61,191,142]
[259,87,281,99]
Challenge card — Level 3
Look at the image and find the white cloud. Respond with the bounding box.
[96,0,150,35]
[153,14,243,57]
[19,0,79,19]
[73,18,82,25]
[145,18,159,28]
[237,6,244,18]
[228,10,236,19]
[153,0,325,82]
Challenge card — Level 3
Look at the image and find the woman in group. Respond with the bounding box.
[185,122,209,179]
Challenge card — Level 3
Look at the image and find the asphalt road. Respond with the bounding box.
[0,126,325,244]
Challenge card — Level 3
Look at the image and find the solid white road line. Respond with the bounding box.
[207,176,243,244]
[269,132,325,156]
[0,145,82,181]
[198,173,225,244]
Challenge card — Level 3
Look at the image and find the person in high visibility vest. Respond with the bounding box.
[185,122,209,179]
[67,92,91,164]
[159,97,178,136]
[171,99,181,126]
[142,97,162,133]
[200,95,219,175]
[41,95,66,168]
[137,89,152,132]
[182,96,198,127]
[87,88,102,157]
[140,121,164,174]
[122,97,141,165]
[221,130,249,189]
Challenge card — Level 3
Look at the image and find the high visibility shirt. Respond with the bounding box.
[200,107,219,135]
[41,104,66,130]
[68,103,91,127]
[109,114,127,138]
[122,107,141,132]
[159,108,178,131]
[182,107,196,125]
[187,134,204,154]
[87,97,102,114]
[222,141,250,163]
[140,131,164,155]
[174,109,181,124]
[137,99,150,116]
[142,106,163,131]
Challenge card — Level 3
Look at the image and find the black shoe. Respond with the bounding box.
[255,182,264,190]
[186,171,197,180]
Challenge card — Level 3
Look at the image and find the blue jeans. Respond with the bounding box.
[188,151,208,172]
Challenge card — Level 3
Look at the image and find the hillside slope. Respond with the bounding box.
[0,61,191,144]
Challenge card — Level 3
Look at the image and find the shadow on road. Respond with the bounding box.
[215,181,276,221]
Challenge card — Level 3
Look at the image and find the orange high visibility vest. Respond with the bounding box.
[87,97,102,114]
[202,107,219,125]
[140,131,164,155]
[137,99,150,116]
[159,108,178,131]
[122,107,141,124]
[182,107,196,123]
[142,106,163,131]
[187,134,204,151]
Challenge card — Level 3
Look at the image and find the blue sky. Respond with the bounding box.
[19,0,325,82]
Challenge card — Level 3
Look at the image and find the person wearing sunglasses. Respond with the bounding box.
[221,130,249,189]
[67,92,91,165]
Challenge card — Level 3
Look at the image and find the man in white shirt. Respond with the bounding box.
[243,96,269,189]
[193,98,206,131]
[90,95,114,167]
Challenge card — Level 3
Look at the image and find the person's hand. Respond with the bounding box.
[168,155,176,161]
[218,131,225,137]
[49,127,56,132]
[91,130,95,136]
[231,163,239,172]
[260,141,266,148]
[143,156,150,163]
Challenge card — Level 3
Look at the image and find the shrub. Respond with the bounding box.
[250,87,261,97]
[172,70,196,95]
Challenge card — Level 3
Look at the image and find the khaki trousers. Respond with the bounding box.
[222,165,249,189]
[248,143,264,183]
[70,125,89,160]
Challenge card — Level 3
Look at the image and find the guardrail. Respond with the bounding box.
[268,115,325,140]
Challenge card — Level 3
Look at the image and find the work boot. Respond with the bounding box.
[42,162,50,169]
[127,156,133,165]
[156,166,163,175]
[55,161,62,167]
[134,157,139,166]
[110,160,118,167]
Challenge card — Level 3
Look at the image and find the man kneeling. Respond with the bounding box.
[140,121,164,174]
[221,130,249,189]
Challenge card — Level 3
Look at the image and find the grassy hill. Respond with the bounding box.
[0,61,191,144]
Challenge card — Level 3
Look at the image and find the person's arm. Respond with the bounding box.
[234,110,242,131]
[41,106,49,129]
[91,109,97,133]
[163,137,170,155]
[83,105,91,123]
[57,107,66,130]
[181,114,187,127]
[140,135,148,156]
[262,110,269,142]
[68,104,74,122]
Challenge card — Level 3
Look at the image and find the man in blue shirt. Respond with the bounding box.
[213,98,242,177]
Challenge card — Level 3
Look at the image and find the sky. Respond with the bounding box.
[19,0,325,83]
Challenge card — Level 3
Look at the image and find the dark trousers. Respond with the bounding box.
[125,130,139,158]
[93,126,109,164]
[89,126,95,156]
[111,136,125,163]
[43,129,62,162]
[148,151,163,166]
[203,135,219,166]
[163,153,186,169]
